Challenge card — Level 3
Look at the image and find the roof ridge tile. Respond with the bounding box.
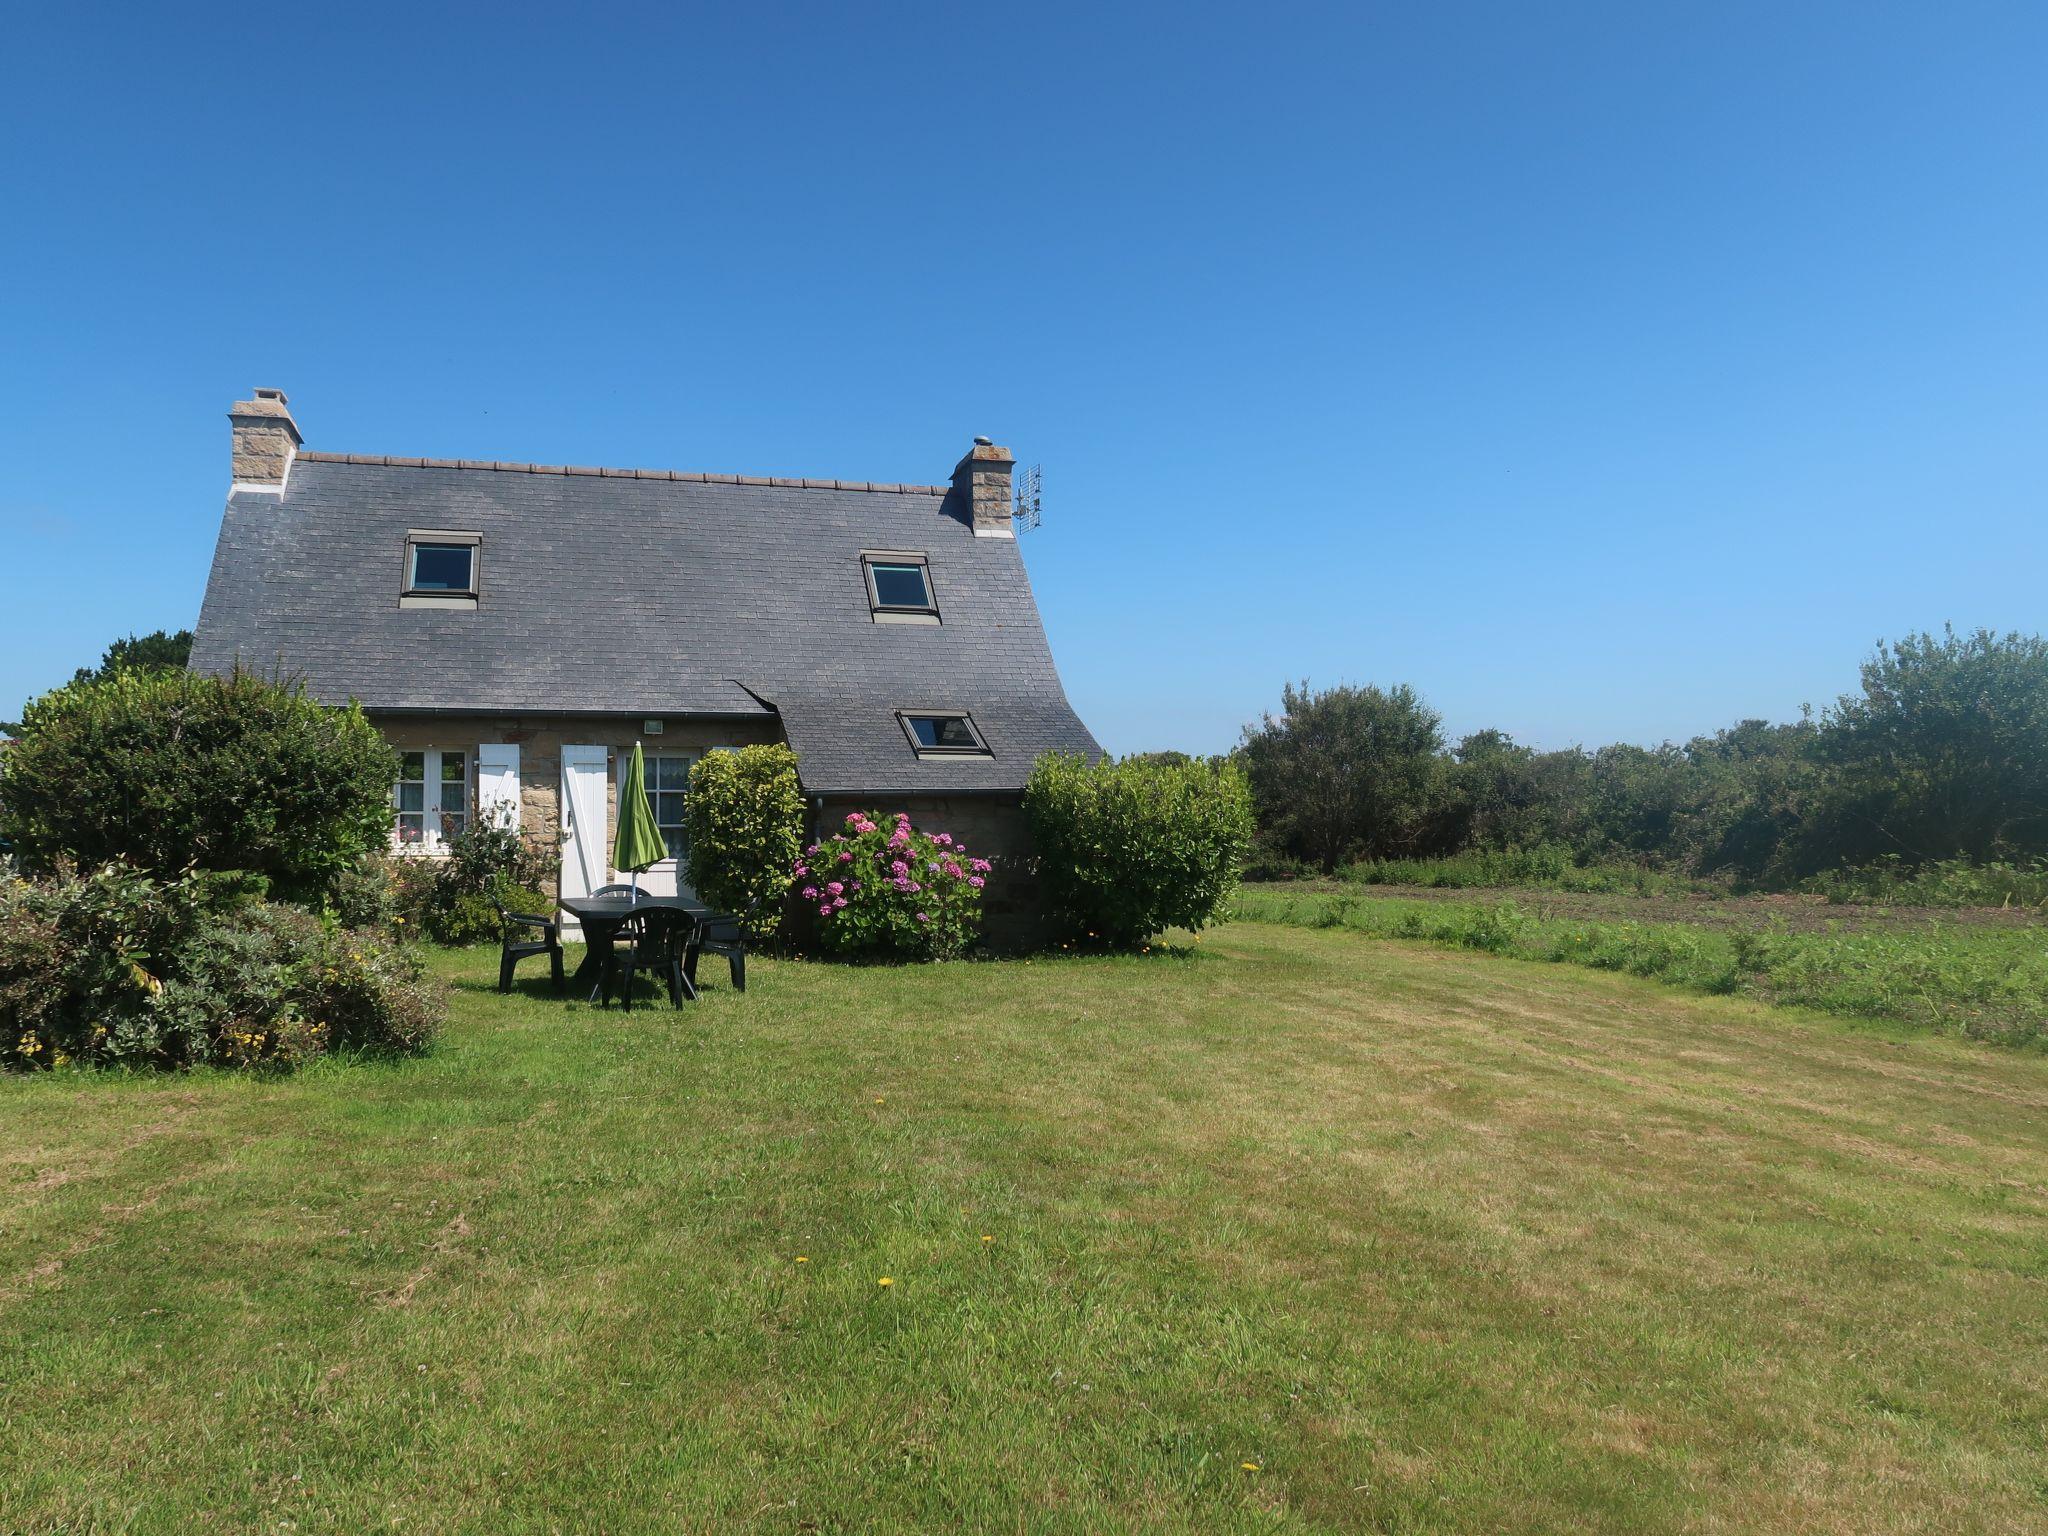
[294,449,945,495]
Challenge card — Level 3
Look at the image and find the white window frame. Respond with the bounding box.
[393,747,471,853]
[644,751,697,866]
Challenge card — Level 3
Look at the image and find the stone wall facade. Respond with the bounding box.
[372,713,783,859]
[368,713,1045,944]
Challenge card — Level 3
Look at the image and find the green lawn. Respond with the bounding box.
[4,925,2046,1534]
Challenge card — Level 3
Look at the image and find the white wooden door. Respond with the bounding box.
[477,744,521,830]
[559,745,610,932]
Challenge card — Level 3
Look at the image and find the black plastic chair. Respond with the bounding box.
[685,910,748,993]
[591,883,639,898]
[608,907,699,1011]
[497,904,565,994]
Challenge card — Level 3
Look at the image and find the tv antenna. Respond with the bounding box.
[1013,463,1042,532]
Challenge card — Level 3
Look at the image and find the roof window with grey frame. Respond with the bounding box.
[862,551,939,624]
[898,710,990,757]
[401,530,481,609]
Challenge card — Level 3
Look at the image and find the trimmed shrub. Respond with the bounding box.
[1,862,438,1070]
[799,811,986,961]
[382,821,556,946]
[684,745,807,940]
[1024,753,1256,948]
[0,667,396,903]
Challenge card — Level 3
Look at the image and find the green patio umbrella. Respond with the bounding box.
[612,741,670,898]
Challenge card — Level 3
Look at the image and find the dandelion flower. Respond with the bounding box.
[795,1256,809,1263]
[981,1235,994,1244]
[877,1276,894,1287]
[1241,1462,1261,1472]
[874,1096,885,1104]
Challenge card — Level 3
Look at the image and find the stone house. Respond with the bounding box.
[190,390,1101,934]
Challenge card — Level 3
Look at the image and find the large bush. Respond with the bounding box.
[799,811,986,960]
[1800,628,2048,872]
[0,668,396,903]
[683,745,807,940]
[1,862,438,1070]
[1238,682,1450,870]
[1024,753,1255,947]
[380,821,557,945]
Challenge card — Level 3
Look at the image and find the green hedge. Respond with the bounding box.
[1023,753,1256,948]
[0,667,396,903]
[683,745,807,941]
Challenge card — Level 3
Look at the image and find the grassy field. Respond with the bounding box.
[4,927,2047,1534]
[1236,882,2048,1047]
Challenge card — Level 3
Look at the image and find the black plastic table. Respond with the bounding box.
[559,894,707,1003]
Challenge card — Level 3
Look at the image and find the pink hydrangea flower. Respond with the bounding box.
[819,904,833,917]
[943,862,962,878]
[970,858,992,873]
[793,864,808,878]
[969,875,985,888]
[849,881,862,892]
[801,885,818,900]
[827,882,843,896]
[916,912,930,923]
[934,833,953,847]
[833,896,847,908]
[890,860,909,877]
[838,850,853,863]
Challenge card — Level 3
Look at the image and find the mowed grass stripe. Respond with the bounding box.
[2,923,2044,1534]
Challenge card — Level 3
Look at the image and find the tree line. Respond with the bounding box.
[1235,628,2048,884]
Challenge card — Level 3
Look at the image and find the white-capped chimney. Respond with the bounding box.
[228,387,301,493]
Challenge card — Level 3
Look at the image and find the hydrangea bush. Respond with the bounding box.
[796,812,989,960]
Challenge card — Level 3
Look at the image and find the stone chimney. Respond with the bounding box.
[228,387,302,493]
[952,435,1014,538]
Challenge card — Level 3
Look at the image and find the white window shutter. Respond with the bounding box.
[477,743,521,831]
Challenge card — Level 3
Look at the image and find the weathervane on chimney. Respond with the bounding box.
[1013,462,1042,532]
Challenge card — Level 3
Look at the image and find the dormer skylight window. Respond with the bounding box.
[402,530,480,609]
[863,552,938,623]
[899,711,990,757]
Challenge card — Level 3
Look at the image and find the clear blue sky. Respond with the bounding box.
[4,3,2043,754]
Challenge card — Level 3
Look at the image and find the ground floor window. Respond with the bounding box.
[394,748,468,850]
[647,753,693,863]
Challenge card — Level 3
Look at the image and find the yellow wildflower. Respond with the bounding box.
[795,1256,808,1264]
[877,1276,893,1287]
[1241,1462,1260,1472]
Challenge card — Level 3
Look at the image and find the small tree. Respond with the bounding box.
[1237,681,1448,869]
[683,744,807,940]
[72,628,193,686]
[0,668,396,903]
[1024,752,1255,947]
[1802,628,2048,869]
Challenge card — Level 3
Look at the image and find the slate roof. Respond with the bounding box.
[190,452,1101,794]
